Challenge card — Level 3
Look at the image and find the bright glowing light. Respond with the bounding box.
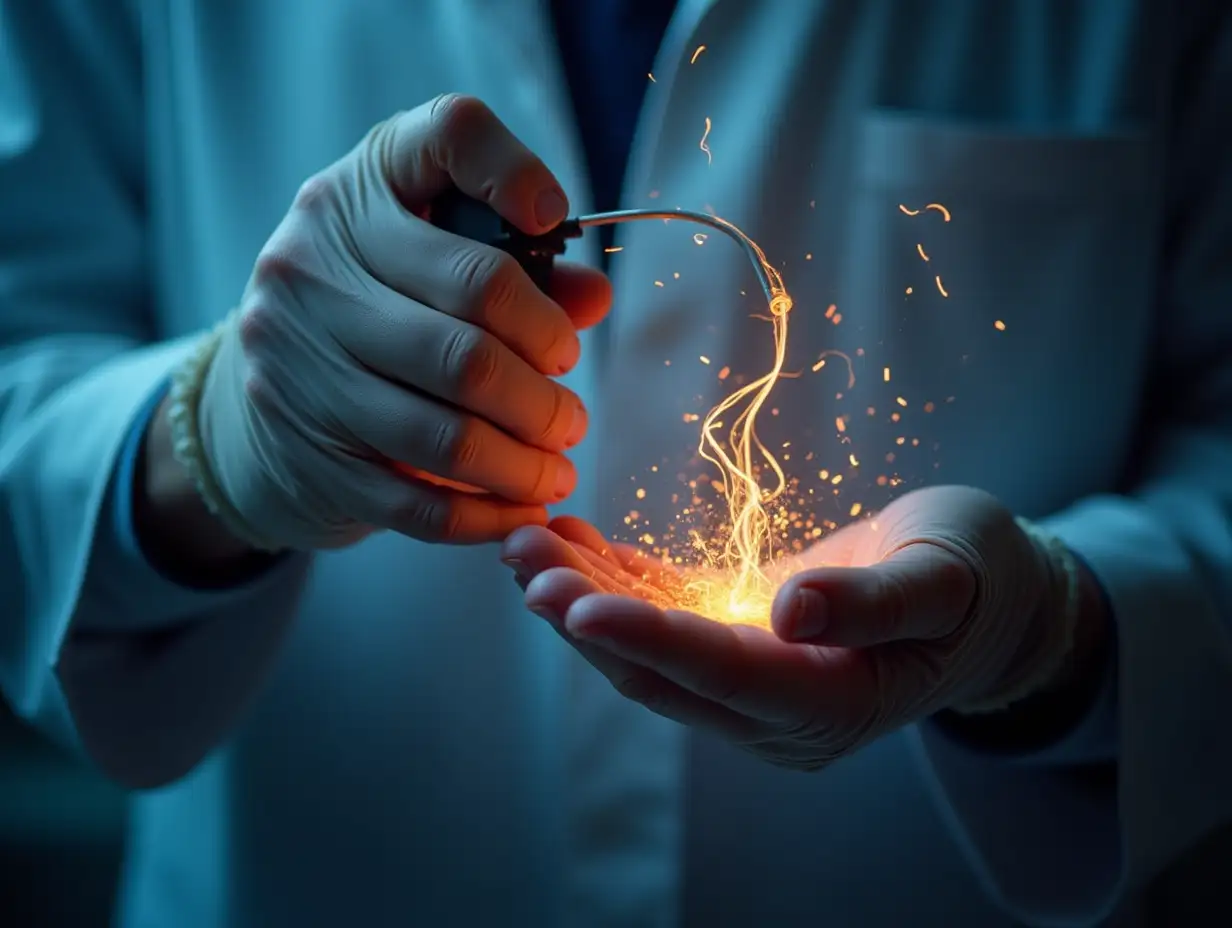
[612,199,977,628]
[700,117,713,164]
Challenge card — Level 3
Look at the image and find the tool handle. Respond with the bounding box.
[428,188,581,293]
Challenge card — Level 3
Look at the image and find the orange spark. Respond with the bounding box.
[700,117,713,164]
[935,275,948,297]
[916,243,930,261]
[690,45,707,64]
[898,204,921,216]
[925,203,952,221]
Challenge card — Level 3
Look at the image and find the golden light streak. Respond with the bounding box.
[900,202,951,222]
[667,216,795,624]
[690,44,707,64]
[625,195,962,627]
[700,117,713,164]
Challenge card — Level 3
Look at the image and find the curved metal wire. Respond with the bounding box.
[576,209,779,305]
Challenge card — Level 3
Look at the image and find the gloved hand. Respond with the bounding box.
[500,486,1087,770]
[181,95,610,552]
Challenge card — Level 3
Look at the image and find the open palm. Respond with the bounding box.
[502,485,1057,771]
[502,516,902,769]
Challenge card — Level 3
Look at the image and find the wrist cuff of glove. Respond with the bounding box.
[951,517,1080,715]
[168,311,285,553]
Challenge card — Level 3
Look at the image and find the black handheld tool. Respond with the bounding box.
[429,188,582,293]
[428,191,781,306]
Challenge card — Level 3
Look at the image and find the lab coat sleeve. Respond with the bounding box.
[0,1,311,790]
[913,12,1232,927]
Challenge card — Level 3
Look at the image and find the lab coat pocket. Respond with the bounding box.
[837,109,1155,498]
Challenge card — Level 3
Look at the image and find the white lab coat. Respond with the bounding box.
[1,1,1230,925]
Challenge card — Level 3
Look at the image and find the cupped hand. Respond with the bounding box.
[197,94,612,551]
[502,486,1074,771]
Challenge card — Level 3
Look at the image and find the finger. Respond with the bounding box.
[503,526,620,584]
[342,460,548,544]
[343,372,575,505]
[546,516,622,567]
[549,263,613,332]
[772,541,976,646]
[563,595,862,724]
[386,94,568,233]
[341,292,588,452]
[363,231,583,376]
[351,97,582,374]
[524,565,620,608]
[547,516,676,587]
[523,573,767,742]
[501,526,652,598]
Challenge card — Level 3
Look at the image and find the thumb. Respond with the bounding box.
[381,94,568,233]
[772,542,976,646]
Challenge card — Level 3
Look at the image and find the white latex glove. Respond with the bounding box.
[184,95,610,551]
[501,487,1094,771]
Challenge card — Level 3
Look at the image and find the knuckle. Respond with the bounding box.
[292,172,337,215]
[251,247,299,289]
[252,219,321,291]
[431,415,481,470]
[396,494,463,542]
[429,93,492,142]
[452,246,521,323]
[442,324,500,397]
[236,302,275,354]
